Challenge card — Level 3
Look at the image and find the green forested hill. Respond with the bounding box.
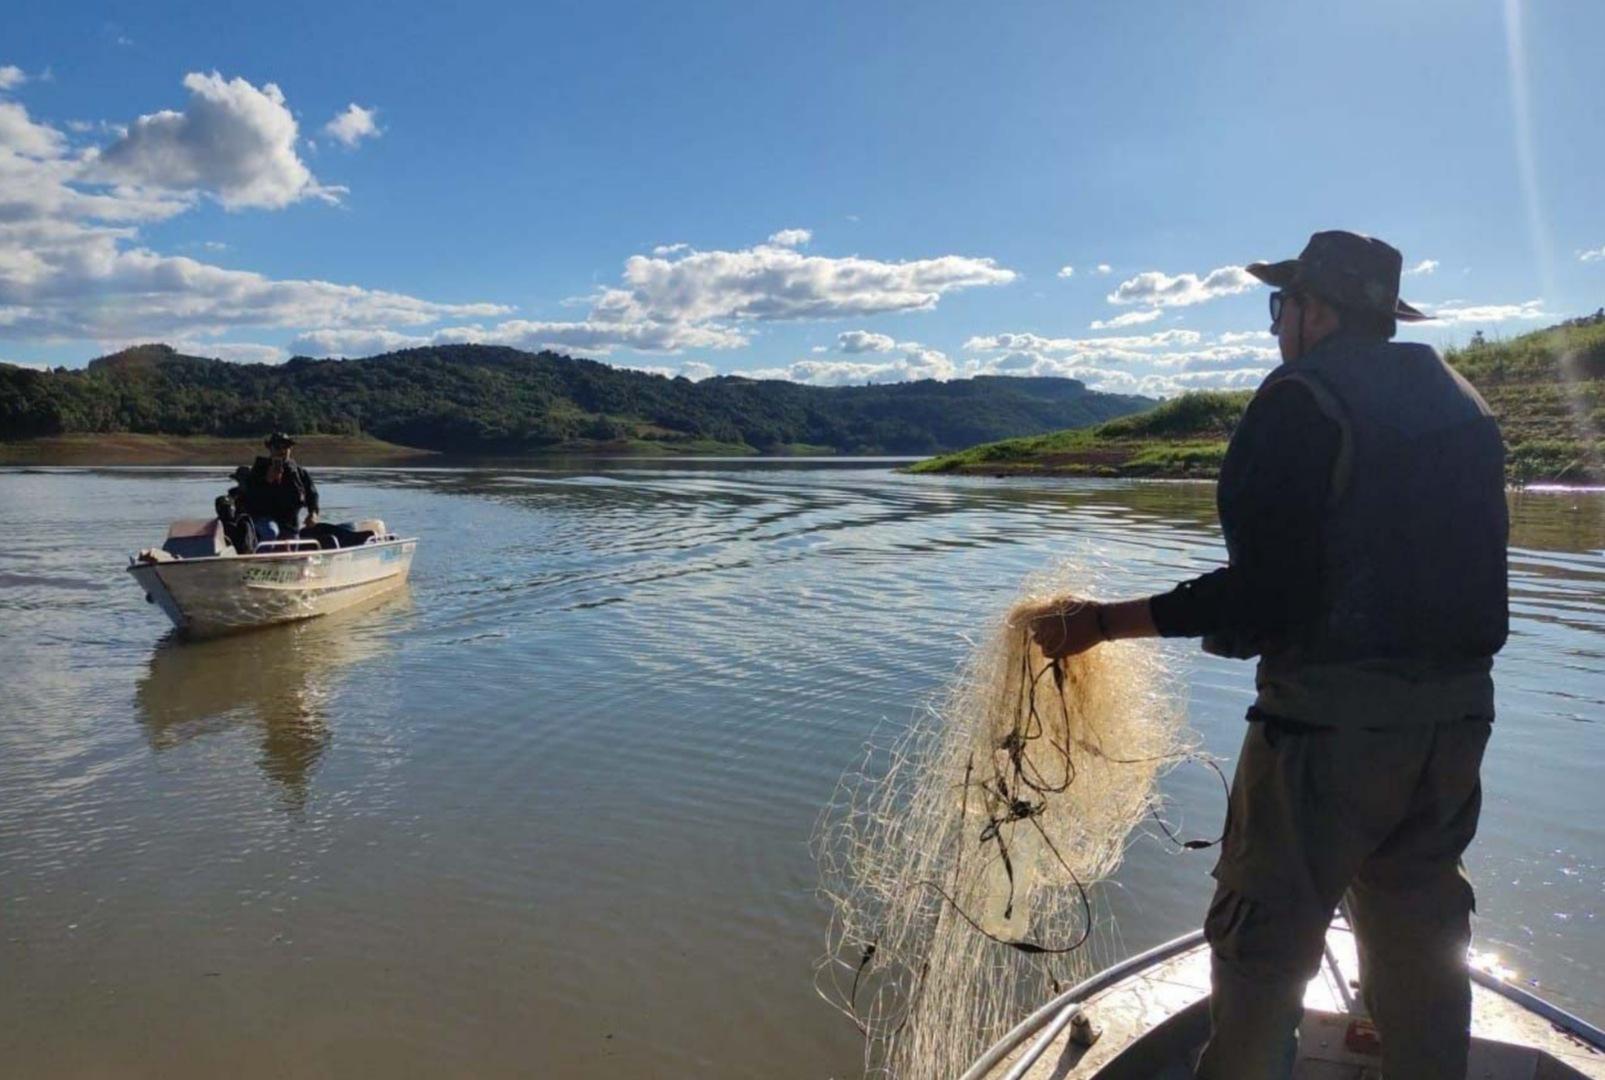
[0,343,1151,456]
[914,313,1605,483]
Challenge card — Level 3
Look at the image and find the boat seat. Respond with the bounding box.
[161,519,233,559]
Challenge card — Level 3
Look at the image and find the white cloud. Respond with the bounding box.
[1430,300,1550,325]
[1146,345,1279,371]
[1217,329,1274,344]
[1089,308,1161,330]
[1404,258,1439,276]
[744,346,958,386]
[767,228,811,247]
[322,103,381,148]
[837,330,897,353]
[0,66,27,92]
[168,339,287,364]
[4,80,1012,365]
[1107,265,1257,308]
[1057,265,1075,279]
[1094,263,1112,275]
[0,86,512,349]
[288,314,742,359]
[593,242,1015,329]
[93,72,338,210]
[0,101,66,158]
[0,216,508,341]
[289,328,432,357]
[679,360,715,381]
[1580,246,1605,263]
[965,328,1202,357]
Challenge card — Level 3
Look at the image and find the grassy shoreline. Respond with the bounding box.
[912,318,1605,486]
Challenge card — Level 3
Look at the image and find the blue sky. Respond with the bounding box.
[2,0,1601,395]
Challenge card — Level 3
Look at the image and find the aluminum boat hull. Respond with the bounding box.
[964,921,1605,1079]
[129,538,416,637]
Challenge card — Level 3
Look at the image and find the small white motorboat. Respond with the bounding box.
[963,918,1605,1079]
[129,517,417,637]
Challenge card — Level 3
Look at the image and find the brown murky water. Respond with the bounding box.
[1,464,1600,1077]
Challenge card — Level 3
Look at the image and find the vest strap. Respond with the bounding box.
[1275,370,1353,508]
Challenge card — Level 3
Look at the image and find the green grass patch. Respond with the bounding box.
[913,316,1605,484]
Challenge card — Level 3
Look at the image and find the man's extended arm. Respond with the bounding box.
[1031,379,1340,657]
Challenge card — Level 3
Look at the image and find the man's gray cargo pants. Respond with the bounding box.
[1193,715,1491,1080]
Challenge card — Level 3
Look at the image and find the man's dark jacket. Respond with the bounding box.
[242,456,320,533]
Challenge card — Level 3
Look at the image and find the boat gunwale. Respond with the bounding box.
[126,534,418,574]
[960,927,1605,1080]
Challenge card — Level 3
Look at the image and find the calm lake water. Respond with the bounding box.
[1,463,1600,1078]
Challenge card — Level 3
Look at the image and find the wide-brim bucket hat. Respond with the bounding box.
[1247,230,1430,321]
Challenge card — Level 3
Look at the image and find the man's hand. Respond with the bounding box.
[305,512,319,527]
[1022,599,1104,659]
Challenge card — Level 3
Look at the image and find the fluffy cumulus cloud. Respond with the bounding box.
[1429,300,1550,325]
[745,345,958,386]
[92,72,338,209]
[1107,265,1257,308]
[1089,308,1161,330]
[0,100,66,158]
[167,228,1015,361]
[167,339,287,364]
[288,315,741,358]
[767,227,811,247]
[322,103,380,148]
[4,73,1017,368]
[964,328,1203,357]
[1403,258,1438,276]
[962,327,1278,398]
[837,329,897,353]
[1057,265,1075,279]
[594,243,1014,328]
[1217,329,1274,344]
[1094,263,1112,275]
[0,66,27,92]
[0,79,509,349]
[1580,246,1605,263]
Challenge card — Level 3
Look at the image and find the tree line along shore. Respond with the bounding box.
[912,314,1605,486]
[0,343,1149,463]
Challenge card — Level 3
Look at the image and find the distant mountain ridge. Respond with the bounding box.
[0,343,1154,455]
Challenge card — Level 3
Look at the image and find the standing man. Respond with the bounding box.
[245,432,320,541]
[1030,231,1508,1079]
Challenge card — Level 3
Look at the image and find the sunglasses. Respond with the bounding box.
[1269,289,1297,325]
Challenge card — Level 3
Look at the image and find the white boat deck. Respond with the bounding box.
[980,924,1605,1079]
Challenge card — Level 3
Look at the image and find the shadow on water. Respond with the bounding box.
[134,591,412,810]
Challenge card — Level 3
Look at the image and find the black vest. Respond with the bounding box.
[1230,337,1509,724]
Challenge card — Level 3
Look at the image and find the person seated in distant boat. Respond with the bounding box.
[243,432,320,542]
[214,465,259,553]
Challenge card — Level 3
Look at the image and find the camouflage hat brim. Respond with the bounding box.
[1246,258,1431,321]
[1245,259,1301,288]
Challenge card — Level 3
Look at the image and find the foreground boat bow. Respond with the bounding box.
[964,921,1605,1079]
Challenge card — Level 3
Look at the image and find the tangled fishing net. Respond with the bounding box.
[814,572,1196,1080]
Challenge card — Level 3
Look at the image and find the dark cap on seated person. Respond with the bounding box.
[265,432,296,448]
[1246,230,1431,321]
